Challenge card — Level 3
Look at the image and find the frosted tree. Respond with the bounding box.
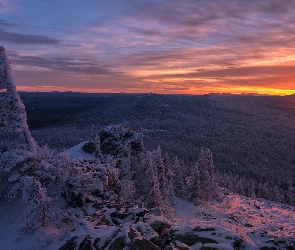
[171,156,187,198]
[151,147,174,215]
[0,46,36,155]
[197,147,218,201]
[119,155,135,204]
[105,163,121,197]
[286,183,294,205]
[153,147,168,198]
[135,152,163,210]
[163,152,174,206]
[186,162,200,204]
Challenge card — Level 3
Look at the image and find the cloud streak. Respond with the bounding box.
[0,29,59,45]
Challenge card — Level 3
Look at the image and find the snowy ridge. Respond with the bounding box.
[0,141,294,249]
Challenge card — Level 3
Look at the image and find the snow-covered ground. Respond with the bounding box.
[173,194,295,249]
[1,194,294,249]
[62,141,94,160]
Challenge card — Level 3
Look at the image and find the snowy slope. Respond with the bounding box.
[62,141,94,160]
[172,194,295,249]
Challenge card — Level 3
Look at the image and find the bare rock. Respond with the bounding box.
[78,235,94,250]
[130,239,161,250]
[150,220,172,238]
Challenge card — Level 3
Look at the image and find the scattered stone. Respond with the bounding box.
[65,191,84,207]
[200,247,218,250]
[108,236,127,250]
[110,211,129,219]
[78,235,94,250]
[150,220,171,238]
[129,239,161,250]
[192,227,215,232]
[128,228,138,239]
[232,238,243,250]
[59,237,78,250]
[82,141,97,154]
[174,234,218,246]
[94,213,111,227]
[151,236,165,248]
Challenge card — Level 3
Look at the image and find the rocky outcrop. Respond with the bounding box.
[97,125,144,158]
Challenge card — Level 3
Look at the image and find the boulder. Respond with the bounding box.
[151,236,165,248]
[59,237,77,250]
[108,236,127,250]
[150,220,171,238]
[82,141,97,154]
[78,235,94,250]
[129,239,161,250]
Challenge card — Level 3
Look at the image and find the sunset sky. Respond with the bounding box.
[1,0,295,95]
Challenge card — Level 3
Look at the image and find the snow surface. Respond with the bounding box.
[61,141,94,160]
[0,193,295,249]
[173,194,295,249]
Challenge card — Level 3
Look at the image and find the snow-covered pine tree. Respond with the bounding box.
[119,155,135,204]
[197,147,218,201]
[171,156,188,198]
[105,163,121,196]
[286,183,294,205]
[135,151,163,210]
[163,151,174,206]
[186,162,200,204]
[153,147,170,201]
[0,46,36,155]
[151,147,174,215]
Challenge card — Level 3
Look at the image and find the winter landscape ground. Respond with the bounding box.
[1,45,295,250]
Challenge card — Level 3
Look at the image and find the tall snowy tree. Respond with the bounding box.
[197,147,218,201]
[186,162,200,204]
[119,155,135,204]
[171,156,188,198]
[135,152,163,210]
[0,46,36,155]
[151,147,174,215]
[163,152,174,206]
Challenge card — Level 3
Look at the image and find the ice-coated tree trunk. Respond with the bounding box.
[0,46,36,155]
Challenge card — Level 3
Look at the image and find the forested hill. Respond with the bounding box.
[30,93,295,205]
[19,92,135,129]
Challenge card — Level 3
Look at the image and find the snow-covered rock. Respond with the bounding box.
[98,124,144,158]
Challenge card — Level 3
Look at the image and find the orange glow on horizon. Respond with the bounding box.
[16,85,295,96]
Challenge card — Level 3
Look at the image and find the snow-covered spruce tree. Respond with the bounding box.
[0,47,67,233]
[197,147,219,201]
[151,147,174,215]
[0,46,36,155]
[119,154,135,204]
[163,151,174,206]
[0,46,39,201]
[186,162,200,204]
[171,156,188,198]
[135,151,163,210]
